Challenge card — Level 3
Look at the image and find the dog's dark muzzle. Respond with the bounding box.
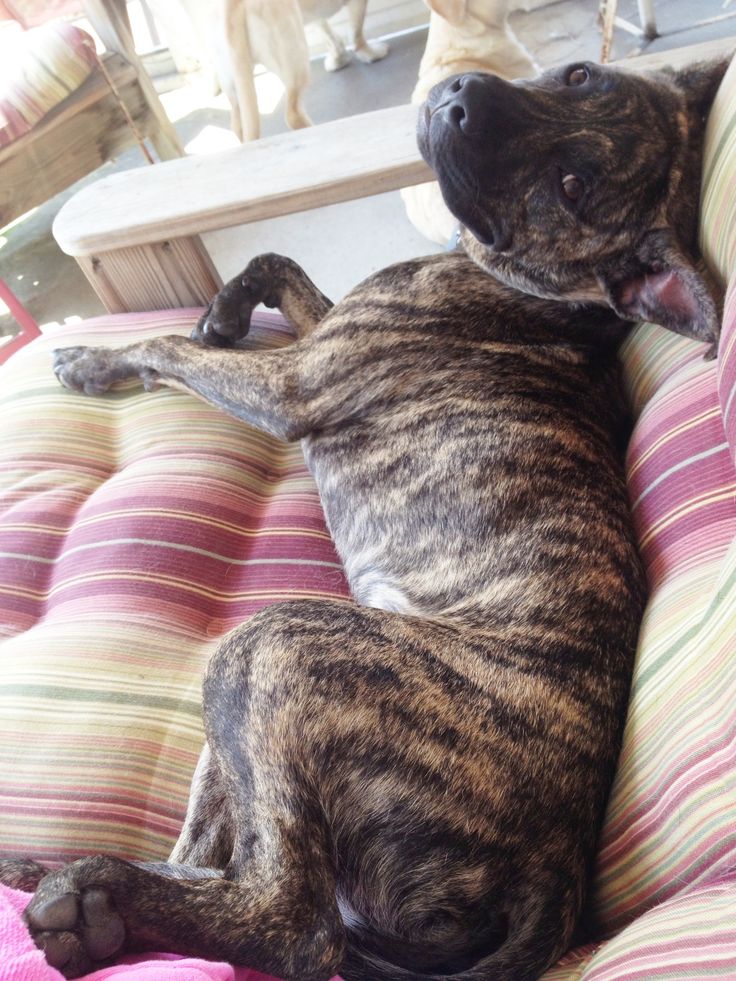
[421,72,533,151]
[418,73,533,251]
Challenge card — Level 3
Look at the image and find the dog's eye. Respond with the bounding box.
[566,65,589,86]
[561,173,584,201]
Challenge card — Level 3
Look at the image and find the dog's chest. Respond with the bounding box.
[299,340,627,622]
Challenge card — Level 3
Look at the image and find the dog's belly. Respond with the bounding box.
[294,252,634,618]
[299,0,347,23]
[302,352,635,627]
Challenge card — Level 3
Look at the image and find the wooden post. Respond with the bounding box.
[637,0,658,40]
[83,0,183,161]
[600,0,617,63]
[75,237,223,313]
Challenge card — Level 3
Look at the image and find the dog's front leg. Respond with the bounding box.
[53,338,316,442]
[193,253,334,347]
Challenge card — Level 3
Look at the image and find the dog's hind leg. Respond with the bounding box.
[23,835,344,980]
[21,607,357,979]
[168,742,234,870]
[193,253,334,347]
[0,858,52,891]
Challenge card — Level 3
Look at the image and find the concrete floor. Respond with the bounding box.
[1,0,735,336]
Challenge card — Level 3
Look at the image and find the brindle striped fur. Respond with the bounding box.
[3,57,728,981]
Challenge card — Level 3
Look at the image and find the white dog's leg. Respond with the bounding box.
[345,0,389,63]
[246,0,313,131]
[218,0,261,140]
[284,85,312,129]
[316,19,351,71]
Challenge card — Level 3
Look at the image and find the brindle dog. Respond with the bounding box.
[0,57,728,981]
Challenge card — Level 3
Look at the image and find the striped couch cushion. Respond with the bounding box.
[0,310,349,865]
[1,56,735,981]
[0,21,97,148]
[540,53,736,980]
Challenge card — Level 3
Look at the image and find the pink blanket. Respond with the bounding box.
[0,884,340,981]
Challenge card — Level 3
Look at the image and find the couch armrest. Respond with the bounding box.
[52,102,432,313]
[52,35,736,314]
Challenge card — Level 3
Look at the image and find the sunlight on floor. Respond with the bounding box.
[254,70,287,115]
[184,125,239,155]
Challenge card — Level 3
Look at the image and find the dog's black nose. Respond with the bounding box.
[439,74,495,137]
[434,73,519,141]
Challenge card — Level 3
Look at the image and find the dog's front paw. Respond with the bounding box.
[25,857,129,978]
[53,347,132,396]
[192,254,287,347]
[191,301,240,347]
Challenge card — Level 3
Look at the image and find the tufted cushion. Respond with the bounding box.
[0,310,349,865]
[0,21,97,147]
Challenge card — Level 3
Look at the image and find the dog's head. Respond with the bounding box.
[418,58,729,352]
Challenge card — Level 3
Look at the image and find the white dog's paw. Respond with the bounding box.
[324,48,350,72]
[355,39,389,63]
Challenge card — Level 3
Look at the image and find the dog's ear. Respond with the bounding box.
[423,0,468,26]
[668,57,731,121]
[597,231,721,358]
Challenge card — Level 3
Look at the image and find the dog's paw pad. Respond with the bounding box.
[26,878,126,977]
[81,889,125,960]
[191,311,237,347]
[34,929,88,974]
[28,892,78,931]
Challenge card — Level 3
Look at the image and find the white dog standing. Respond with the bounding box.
[402,0,538,244]
[218,0,389,141]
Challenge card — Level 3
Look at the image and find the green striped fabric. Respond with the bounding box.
[701,53,736,287]
[0,310,349,865]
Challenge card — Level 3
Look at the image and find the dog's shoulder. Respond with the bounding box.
[320,251,628,352]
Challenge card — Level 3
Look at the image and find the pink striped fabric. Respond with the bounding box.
[624,334,732,589]
[0,310,349,868]
[718,280,736,462]
[0,56,735,981]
